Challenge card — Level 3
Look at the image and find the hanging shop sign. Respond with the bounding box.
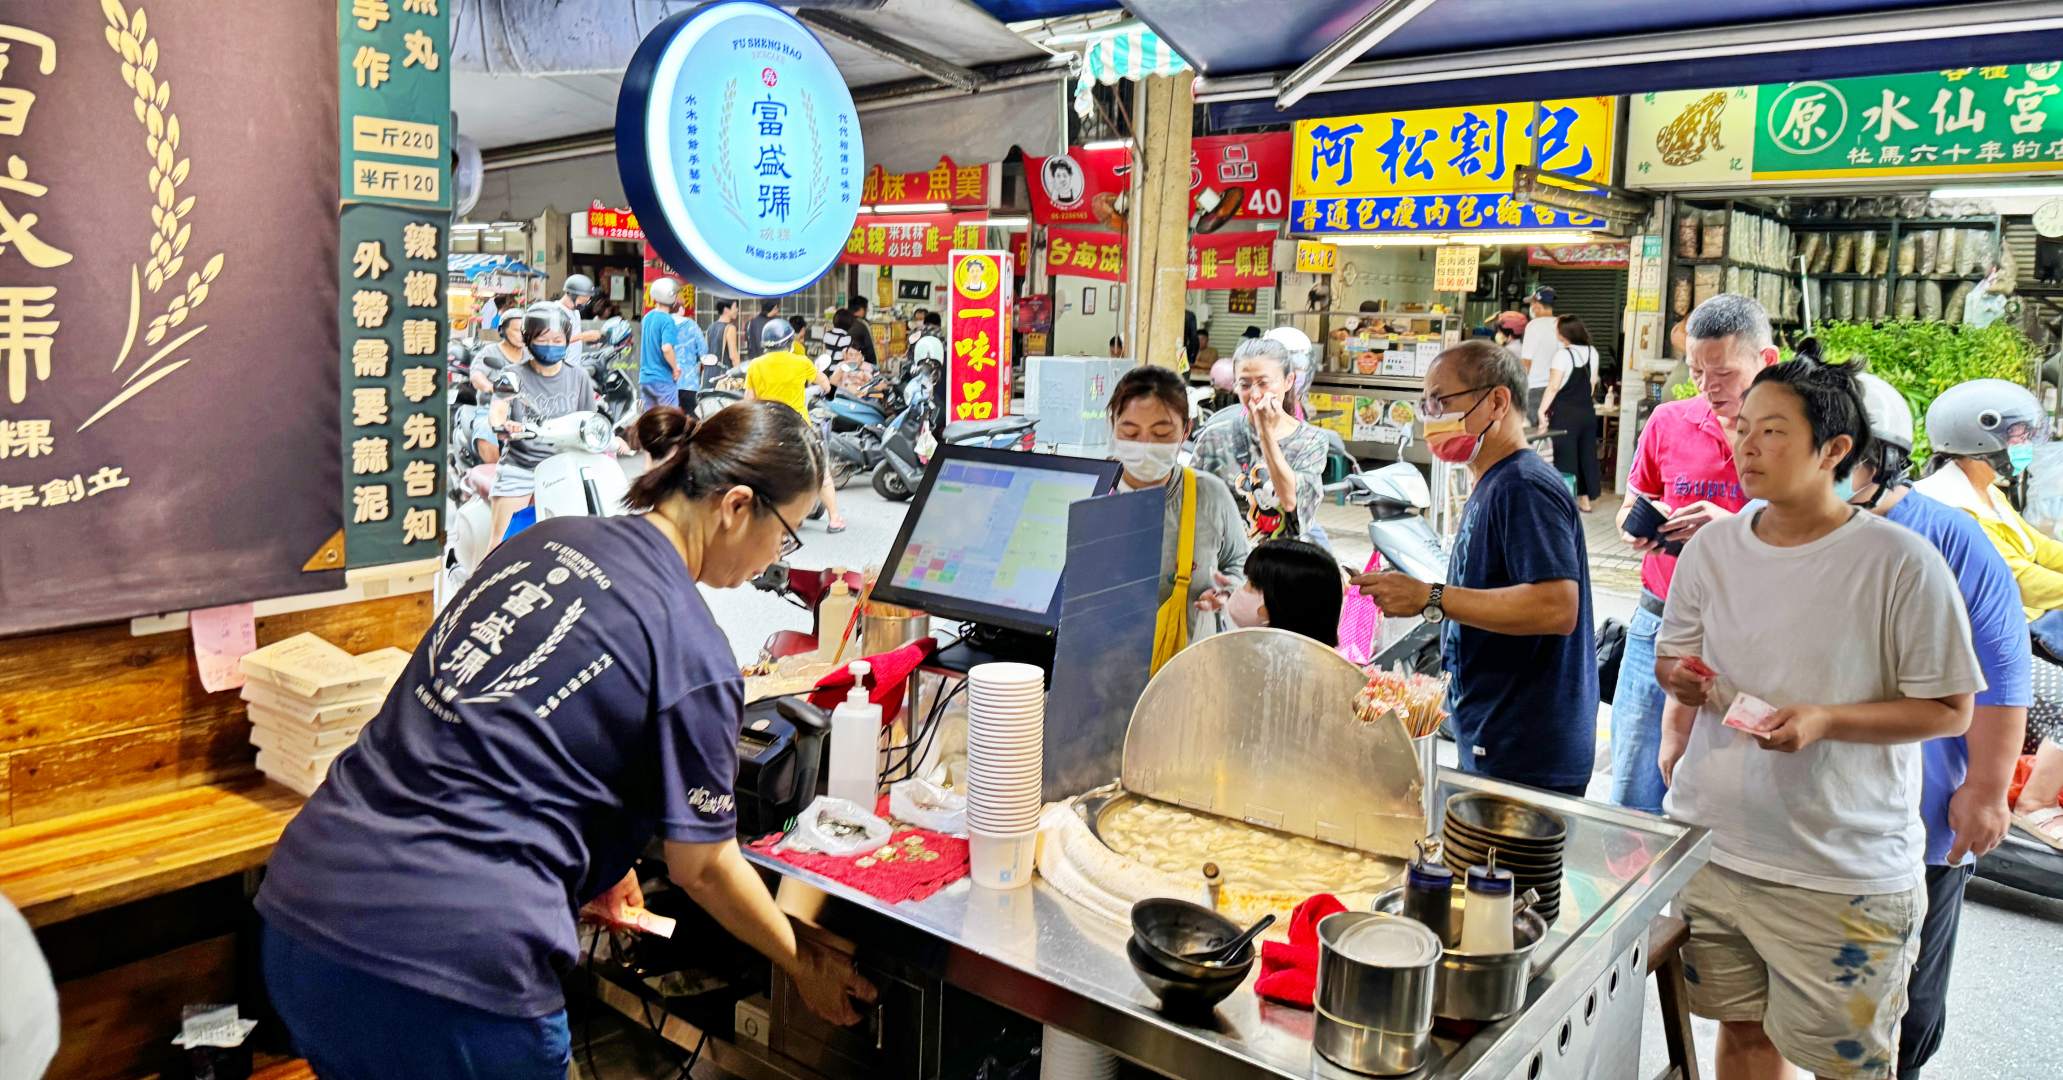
[1290,98,1616,235]
[840,212,984,266]
[1186,231,1277,289]
[586,201,645,240]
[1045,225,1127,282]
[1009,231,1030,271]
[1527,242,1629,269]
[616,2,862,296]
[1227,289,1259,315]
[861,156,991,208]
[947,251,1014,421]
[1025,132,1293,228]
[1627,63,2063,186]
[1432,246,1480,292]
[1294,239,1339,275]
[0,2,360,636]
[340,0,451,569]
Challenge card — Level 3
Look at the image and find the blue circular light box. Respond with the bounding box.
[616,2,863,297]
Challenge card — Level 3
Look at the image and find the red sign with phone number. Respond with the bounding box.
[1024,133,1292,227]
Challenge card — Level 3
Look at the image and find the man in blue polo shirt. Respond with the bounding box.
[639,277,685,411]
[1847,373,2027,1079]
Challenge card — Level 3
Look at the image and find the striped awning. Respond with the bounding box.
[1074,23,1191,117]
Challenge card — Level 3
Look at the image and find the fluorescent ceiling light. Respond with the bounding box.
[1081,138,1131,151]
[1929,183,2063,199]
[866,201,950,214]
[974,216,1030,228]
[1327,230,1609,247]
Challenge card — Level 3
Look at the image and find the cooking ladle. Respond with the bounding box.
[1185,913,1275,965]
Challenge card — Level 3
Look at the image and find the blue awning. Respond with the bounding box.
[1116,0,2063,126]
[448,254,539,279]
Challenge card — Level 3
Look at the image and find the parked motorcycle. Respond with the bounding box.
[814,375,904,489]
[872,364,1038,502]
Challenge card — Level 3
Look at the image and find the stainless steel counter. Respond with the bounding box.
[748,769,1710,1079]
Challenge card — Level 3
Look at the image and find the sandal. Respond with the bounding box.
[2012,805,2063,851]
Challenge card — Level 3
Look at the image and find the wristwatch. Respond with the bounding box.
[1423,583,1446,624]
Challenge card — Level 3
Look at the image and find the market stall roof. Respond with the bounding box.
[448,254,540,279]
[1117,0,2063,126]
[453,0,1071,172]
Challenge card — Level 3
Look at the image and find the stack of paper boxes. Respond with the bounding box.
[238,632,411,797]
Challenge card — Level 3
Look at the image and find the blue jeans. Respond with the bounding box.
[1608,604,1669,813]
[262,922,570,1080]
[640,381,679,409]
[2032,610,2063,661]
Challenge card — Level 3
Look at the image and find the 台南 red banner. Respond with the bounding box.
[1186,231,1276,289]
[862,156,991,208]
[840,213,985,266]
[1024,133,1292,227]
[947,251,1014,422]
[588,200,644,240]
[1045,226,1127,282]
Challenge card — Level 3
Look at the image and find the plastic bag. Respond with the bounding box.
[1799,232,1823,272]
[777,795,893,856]
[1962,229,1994,276]
[1897,233,1919,275]
[1831,233,1857,274]
[1916,230,1939,277]
[888,777,968,835]
[1917,279,1942,320]
[1877,279,1896,321]
[1857,232,1879,279]
[1872,244,1890,276]
[1700,211,1728,258]
[1810,236,1833,274]
[1676,213,1702,260]
[1935,228,1961,276]
[1945,281,1975,325]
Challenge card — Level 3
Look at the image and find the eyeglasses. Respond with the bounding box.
[1418,385,1495,420]
[756,492,805,558]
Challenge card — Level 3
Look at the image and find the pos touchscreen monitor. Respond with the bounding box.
[868,445,1122,635]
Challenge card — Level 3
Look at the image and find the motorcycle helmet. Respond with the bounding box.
[1924,378,2048,477]
[521,301,574,366]
[760,316,798,352]
[562,272,597,299]
[1852,372,1915,501]
[649,277,680,308]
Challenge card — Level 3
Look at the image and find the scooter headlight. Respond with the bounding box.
[579,412,614,454]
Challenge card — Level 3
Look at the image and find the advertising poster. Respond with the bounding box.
[1185,231,1277,290]
[947,251,1013,422]
[0,2,350,636]
[861,156,991,209]
[1025,132,1292,228]
[840,213,984,266]
[1045,226,1126,283]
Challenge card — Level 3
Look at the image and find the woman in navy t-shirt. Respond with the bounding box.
[257,402,874,1079]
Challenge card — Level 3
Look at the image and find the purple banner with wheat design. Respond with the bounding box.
[0,1,345,636]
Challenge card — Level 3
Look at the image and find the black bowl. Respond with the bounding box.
[1443,814,1566,855]
[1441,831,1564,872]
[1130,898,1256,978]
[1126,938,1248,1012]
[1445,793,1569,844]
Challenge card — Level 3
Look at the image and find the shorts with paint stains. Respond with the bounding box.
[1673,863,1926,1079]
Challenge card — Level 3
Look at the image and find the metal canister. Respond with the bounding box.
[1313,912,1441,1076]
[859,603,929,656]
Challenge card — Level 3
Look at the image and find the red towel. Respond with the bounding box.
[807,637,940,725]
[748,795,969,905]
[1255,893,1345,1009]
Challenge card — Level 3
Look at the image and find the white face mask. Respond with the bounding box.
[1113,438,1182,484]
[1227,583,1266,629]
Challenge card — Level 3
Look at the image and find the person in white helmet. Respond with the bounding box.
[1833,365,2030,1079]
[1914,378,2063,854]
[558,273,603,368]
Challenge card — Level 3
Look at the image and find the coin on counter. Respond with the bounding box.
[919,850,940,862]
[857,858,876,868]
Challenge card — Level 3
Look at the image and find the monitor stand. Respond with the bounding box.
[930,625,1057,681]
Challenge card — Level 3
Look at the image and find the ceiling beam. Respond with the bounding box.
[796,8,988,92]
[1274,0,1440,112]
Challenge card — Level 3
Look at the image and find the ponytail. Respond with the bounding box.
[625,403,822,512]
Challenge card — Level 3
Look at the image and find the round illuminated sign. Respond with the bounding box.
[616,2,863,296]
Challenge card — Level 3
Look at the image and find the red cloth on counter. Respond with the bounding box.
[747,794,969,905]
[807,637,939,725]
[1254,893,1345,1009]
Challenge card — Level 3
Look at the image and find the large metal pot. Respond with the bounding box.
[1313,912,1440,1075]
[859,604,929,656]
[1373,887,1549,1021]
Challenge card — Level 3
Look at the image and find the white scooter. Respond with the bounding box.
[438,410,629,604]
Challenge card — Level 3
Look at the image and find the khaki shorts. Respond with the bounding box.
[1675,864,1926,1079]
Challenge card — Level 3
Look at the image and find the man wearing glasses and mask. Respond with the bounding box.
[1352,340,1596,795]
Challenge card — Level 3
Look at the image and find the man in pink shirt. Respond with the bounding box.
[1608,294,1776,812]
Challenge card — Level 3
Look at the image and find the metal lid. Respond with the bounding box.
[1331,913,1442,968]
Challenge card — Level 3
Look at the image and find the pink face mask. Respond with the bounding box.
[1227,583,1267,629]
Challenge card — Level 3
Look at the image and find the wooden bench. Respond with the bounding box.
[0,778,303,929]
[1647,912,1700,1080]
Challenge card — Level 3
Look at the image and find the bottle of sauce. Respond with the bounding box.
[1400,839,1457,947]
[1460,849,1515,953]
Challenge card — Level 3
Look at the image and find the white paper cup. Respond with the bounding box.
[969,661,1044,685]
[970,827,1040,889]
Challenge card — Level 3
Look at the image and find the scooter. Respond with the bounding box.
[872,365,1038,502]
[440,410,630,600]
[813,377,898,489]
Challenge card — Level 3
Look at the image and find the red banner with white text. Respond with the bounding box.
[1024,133,1292,227]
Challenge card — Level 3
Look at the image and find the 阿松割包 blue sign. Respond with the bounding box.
[616,2,862,296]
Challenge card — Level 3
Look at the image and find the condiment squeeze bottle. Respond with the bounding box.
[1401,838,1457,946]
[1460,849,1516,953]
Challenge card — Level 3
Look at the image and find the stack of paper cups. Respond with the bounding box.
[1040,1026,1119,1080]
[964,662,1044,889]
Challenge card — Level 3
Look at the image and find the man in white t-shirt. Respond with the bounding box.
[1518,287,1560,426]
[1656,359,1982,1080]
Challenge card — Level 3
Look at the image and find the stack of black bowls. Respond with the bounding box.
[1126,899,1255,1013]
[1439,793,1567,922]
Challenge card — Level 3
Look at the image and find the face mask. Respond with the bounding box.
[2009,444,2036,476]
[1227,584,1266,629]
[1832,475,1856,503]
[530,344,568,366]
[1423,393,1495,465]
[1113,439,1181,484]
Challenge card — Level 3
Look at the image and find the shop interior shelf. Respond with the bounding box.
[1793,217,2000,230]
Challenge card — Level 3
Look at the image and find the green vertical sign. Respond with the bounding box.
[1754,62,2063,180]
[339,0,450,567]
